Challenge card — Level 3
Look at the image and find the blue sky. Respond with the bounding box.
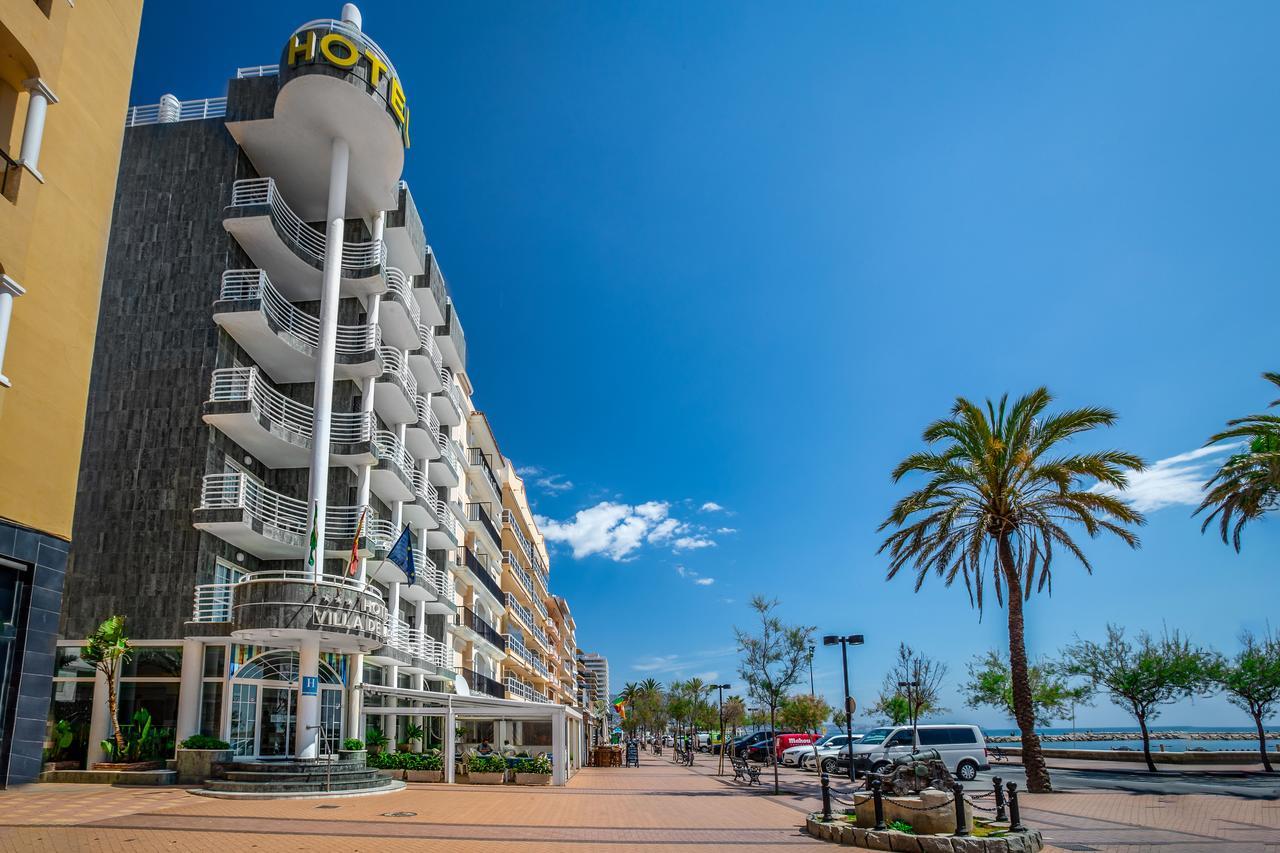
[131,1,1279,728]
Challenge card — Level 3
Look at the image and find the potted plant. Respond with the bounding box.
[365,727,390,755]
[339,738,366,764]
[175,734,232,785]
[514,754,553,785]
[81,615,133,769]
[403,722,425,753]
[404,750,444,783]
[466,753,507,784]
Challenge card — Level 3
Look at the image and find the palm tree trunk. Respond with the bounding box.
[1253,711,1273,773]
[997,533,1051,793]
[106,667,126,756]
[1137,711,1156,773]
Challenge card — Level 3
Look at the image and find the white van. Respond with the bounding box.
[846,724,989,781]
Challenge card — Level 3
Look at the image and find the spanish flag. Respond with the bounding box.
[347,508,366,576]
[613,700,627,721]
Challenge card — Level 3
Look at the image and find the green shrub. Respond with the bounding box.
[469,754,508,774]
[888,820,914,834]
[527,754,552,775]
[179,734,230,750]
[342,738,364,751]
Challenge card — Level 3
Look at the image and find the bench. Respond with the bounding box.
[730,755,761,785]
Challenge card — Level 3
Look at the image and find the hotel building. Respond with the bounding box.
[53,4,585,788]
[0,0,143,785]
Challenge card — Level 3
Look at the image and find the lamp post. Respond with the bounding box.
[712,682,731,775]
[823,633,864,783]
[898,679,921,749]
[807,643,816,696]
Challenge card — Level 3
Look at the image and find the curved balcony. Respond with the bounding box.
[404,395,443,461]
[428,435,463,488]
[213,269,380,383]
[407,325,444,393]
[202,367,375,469]
[371,617,453,673]
[379,267,421,350]
[193,472,394,559]
[373,346,418,425]
[421,498,461,550]
[224,178,387,299]
[401,469,442,532]
[370,429,416,503]
[430,368,464,426]
[191,570,388,652]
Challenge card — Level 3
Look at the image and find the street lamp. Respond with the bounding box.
[898,679,921,749]
[823,633,864,784]
[807,642,816,696]
[712,682,731,775]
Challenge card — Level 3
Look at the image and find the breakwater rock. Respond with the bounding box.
[984,730,1280,744]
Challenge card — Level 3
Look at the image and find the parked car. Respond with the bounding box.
[721,730,775,758]
[782,733,841,766]
[836,724,990,781]
[793,734,860,770]
[744,733,814,763]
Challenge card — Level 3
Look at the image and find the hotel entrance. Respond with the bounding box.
[227,650,344,758]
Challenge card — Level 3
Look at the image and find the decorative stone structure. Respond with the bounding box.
[806,815,1046,852]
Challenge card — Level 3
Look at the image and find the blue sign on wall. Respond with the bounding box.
[302,676,318,696]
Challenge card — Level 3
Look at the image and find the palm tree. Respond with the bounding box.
[879,388,1145,792]
[618,682,640,737]
[81,615,133,757]
[1196,372,1280,551]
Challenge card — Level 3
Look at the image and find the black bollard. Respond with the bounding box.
[1006,781,1025,832]
[820,772,832,822]
[993,776,1007,822]
[871,778,887,831]
[951,782,969,836]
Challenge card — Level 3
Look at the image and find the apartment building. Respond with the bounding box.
[577,651,611,711]
[51,5,586,784]
[0,0,143,785]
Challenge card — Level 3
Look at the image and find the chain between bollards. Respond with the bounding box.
[993,775,1007,822]
[871,777,887,830]
[951,782,969,836]
[821,772,832,822]
[1006,781,1025,832]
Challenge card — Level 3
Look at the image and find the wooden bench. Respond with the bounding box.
[730,756,761,785]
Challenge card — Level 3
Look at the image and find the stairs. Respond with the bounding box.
[192,758,404,799]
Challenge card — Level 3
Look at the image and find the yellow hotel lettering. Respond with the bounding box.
[287,30,410,147]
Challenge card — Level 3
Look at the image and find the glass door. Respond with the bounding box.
[320,686,343,756]
[258,686,295,757]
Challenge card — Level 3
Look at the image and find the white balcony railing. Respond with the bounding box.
[413,396,443,448]
[438,368,465,414]
[220,269,379,355]
[415,324,443,371]
[387,617,453,669]
[410,468,439,510]
[198,472,394,550]
[384,267,422,329]
[504,593,536,633]
[191,570,383,623]
[126,95,227,127]
[373,430,415,484]
[436,438,463,483]
[435,500,461,543]
[236,64,279,78]
[209,367,373,445]
[230,178,386,270]
[379,346,419,400]
[502,509,533,567]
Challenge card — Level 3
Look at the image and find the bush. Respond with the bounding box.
[528,754,552,775]
[342,738,364,751]
[179,734,231,750]
[469,754,508,774]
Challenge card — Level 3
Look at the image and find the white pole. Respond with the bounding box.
[18,79,56,175]
[347,652,365,747]
[175,638,205,743]
[295,635,321,758]
[302,137,350,582]
[444,700,456,783]
[552,708,567,785]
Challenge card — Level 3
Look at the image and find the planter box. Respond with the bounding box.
[467,771,506,784]
[43,760,80,772]
[92,761,165,772]
[175,749,234,785]
[338,749,367,766]
[514,772,551,786]
[406,769,444,783]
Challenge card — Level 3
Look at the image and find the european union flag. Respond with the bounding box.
[387,527,416,585]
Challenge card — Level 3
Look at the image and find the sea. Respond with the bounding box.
[978,725,1277,753]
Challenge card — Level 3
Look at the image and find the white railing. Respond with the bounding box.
[438,369,465,414]
[386,617,453,669]
[236,64,279,78]
[504,593,536,633]
[198,473,393,550]
[384,267,422,329]
[379,346,419,400]
[436,438,463,482]
[434,501,460,543]
[209,367,373,444]
[230,178,385,270]
[412,396,443,449]
[410,468,439,511]
[505,676,534,701]
[415,325,443,370]
[220,269,379,355]
[530,551,550,595]
[373,430,415,483]
[502,510,533,567]
[126,95,226,127]
[191,570,383,623]
[424,560,455,605]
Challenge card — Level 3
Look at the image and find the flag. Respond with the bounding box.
[613,700,627,721]
[307,503,319,569]
[346,508,367,576]
[387,526,416,586]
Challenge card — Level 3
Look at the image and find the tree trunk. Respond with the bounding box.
[770,704,779,794]
[1253,711,1273,773]
[1136,711,1156,773]
[104,667,127,757]
[997,532,1051,792]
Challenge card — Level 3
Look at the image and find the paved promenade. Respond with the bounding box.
[1,757,1276,852]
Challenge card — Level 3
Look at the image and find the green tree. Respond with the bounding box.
[1196,372,1280,551]
[1062,625,1216,772]
[722,695,746,760]
[880,389,1146,791]
[964,649,1091,727]
[81,615,133,757]
[871,693,912,726]
[779,694,832,734]
[870,644,947,735]
[1211,630,1280,772]
[735,595,815,793]
[831,709,848,730]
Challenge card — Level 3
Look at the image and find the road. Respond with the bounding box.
[973,762,1280,798]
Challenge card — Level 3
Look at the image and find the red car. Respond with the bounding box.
[745,733,819,762]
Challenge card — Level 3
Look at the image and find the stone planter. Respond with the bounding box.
[174,749,234,785]
[406,769,444,783]
[338,749,367,766]
[805,815,1045,852]
[514,772,551,786]
[467,771,506,784]
[853,789,971,835]
[43,760,80,772]
[92,761,165,772]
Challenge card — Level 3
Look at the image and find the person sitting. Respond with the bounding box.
[501,740,517,757]
[477,741,495,755]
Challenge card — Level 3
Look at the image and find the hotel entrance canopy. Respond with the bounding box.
[361,684,584,785]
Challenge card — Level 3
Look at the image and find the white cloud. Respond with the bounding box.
[516,465,575,493]
[538,499,719,561]
[700,501,725,513]
[715,527,737,535]
[629,647,737,676]
[694,577,715,586]
[632,655,678,672]
[1092,444,1238,512]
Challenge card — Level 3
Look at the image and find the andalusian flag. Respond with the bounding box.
[347,508,366,576]
[307,504,319,569]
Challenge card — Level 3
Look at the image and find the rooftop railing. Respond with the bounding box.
[220,269,379,355]
[230,177,386,271]
[209,367,373,444]
[126,95,227,127]
[236,64,279,78]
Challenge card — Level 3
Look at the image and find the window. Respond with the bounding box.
[918,728,949,746]
[947,727,977,745]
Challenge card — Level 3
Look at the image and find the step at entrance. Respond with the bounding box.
[192,758,403,799]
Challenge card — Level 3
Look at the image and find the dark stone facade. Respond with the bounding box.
[0,520,68,786]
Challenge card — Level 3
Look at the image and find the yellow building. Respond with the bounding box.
[0,0,142,785]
